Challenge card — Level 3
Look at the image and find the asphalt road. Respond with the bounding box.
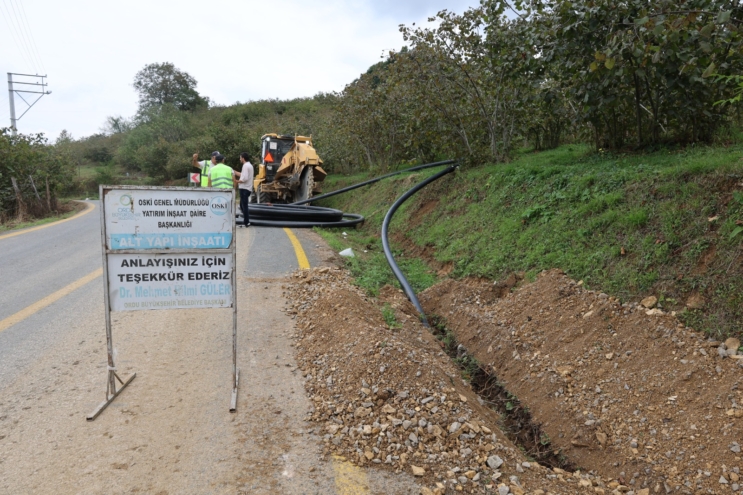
[0,201,327,389]
[0,203,421,494]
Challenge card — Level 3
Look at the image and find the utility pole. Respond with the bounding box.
[7,73,51,135]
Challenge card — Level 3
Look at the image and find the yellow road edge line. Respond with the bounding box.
[0,201,95,241]
[331,455,370,494]
[0,268,103,334]
[283,227,310,270]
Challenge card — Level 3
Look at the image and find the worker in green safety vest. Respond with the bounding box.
[192,151,219,187]
[208,154,237,189]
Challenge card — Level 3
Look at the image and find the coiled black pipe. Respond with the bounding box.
[239,159,456,227]
[243,203,364,228]
[381,164,459,328]
[291,159,456,206]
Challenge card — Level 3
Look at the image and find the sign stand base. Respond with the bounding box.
[230,368,240,412]
[86,371,136,421]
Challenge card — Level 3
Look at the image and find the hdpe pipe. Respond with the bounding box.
[381,164,459,328]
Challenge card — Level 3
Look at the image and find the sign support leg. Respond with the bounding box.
[230,200,239,412]
[88,184,136,421]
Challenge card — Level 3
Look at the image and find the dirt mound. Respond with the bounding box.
[421,269,743,494]
[285,267,601,495]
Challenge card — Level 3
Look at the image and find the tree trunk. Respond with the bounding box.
[45,176,53,212]
[634,73,643,147]
[29,175,44,213]
[11,177,26,222]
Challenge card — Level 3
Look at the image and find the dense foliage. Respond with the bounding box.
[8,0,743,214]
[335,0,743,166]
[133,63,208,113]
[0,129,75,222]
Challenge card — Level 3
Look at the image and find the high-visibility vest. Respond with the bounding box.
[200,161,211,187]
[210,164,234,189]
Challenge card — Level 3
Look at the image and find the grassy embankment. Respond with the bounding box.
[0,200,87,233]
[315,144,743,339]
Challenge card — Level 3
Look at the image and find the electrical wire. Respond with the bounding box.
[0,1,34,72]
[6,0,38,72]
[3,0,38,73]
[14,0,46,73]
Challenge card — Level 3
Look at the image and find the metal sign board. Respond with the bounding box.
[88,186,239,421]
[107,253,233,311]
[103,188,233,250]
[190,172,200,183]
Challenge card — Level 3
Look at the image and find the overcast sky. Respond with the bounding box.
[0,0,476,141]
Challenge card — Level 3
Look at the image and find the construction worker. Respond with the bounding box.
[237,152,254,227]
[192,151,220,187]
[207,154,237,189]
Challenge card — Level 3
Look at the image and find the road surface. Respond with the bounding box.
[0,202,419,495]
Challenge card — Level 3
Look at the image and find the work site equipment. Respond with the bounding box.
[237,159,457,228]
[253,134,326,204]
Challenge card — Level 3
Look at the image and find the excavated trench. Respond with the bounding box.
[429,315,576,472]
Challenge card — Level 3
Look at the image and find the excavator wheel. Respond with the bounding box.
[296,167,315,204]
[257,183,271,204]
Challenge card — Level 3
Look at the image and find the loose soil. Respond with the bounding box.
[420,269,743,494]
[287,267,599,495]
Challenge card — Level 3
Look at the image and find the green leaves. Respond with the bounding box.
[133,63,207,114]
[702,62,716,78]
[717,11,731,24]
[700,23,715,37]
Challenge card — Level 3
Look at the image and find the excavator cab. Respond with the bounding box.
[253,134,327,204]
[261,136,295,183]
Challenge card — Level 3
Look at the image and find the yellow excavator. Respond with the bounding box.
[252,134,327,204]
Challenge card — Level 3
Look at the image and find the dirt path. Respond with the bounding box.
[0,227,421,495]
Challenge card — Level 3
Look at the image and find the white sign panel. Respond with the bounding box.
[107,253,233,311]
[103,189,233,250]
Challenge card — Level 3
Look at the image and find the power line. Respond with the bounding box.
[6,0,38,72]
[3,0,39,74]
[4,0,39,73]
[13,0,45,73]
[0,2,34,72]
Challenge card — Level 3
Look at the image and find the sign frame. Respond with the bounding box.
[87,185,239,420]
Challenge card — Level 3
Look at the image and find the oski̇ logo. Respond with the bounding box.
[210,196,229,216]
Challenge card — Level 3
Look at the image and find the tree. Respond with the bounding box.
[132,62,207,113]
[100,116,132,135]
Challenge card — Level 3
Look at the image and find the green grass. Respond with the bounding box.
[381,304,401,329]
[314,226,437,296]
[319,143,743,338]
[0,201,86,233]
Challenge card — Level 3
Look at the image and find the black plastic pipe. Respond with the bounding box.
[381,164,459,328]
[239,158,456,228]
[291,159,456,206]
[238,204,364,228]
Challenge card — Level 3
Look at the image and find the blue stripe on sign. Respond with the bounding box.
[110,233,232,249]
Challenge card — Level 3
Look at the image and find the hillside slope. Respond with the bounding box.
[317,144,743,339]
